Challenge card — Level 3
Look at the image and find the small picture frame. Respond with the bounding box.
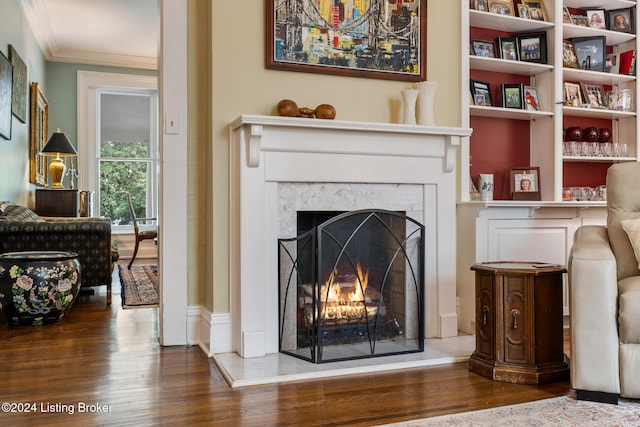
[474,93,487,106]
[516,32,547,64]
[571,15,589,27]
[564,82,583,107]
[471,38,497,58]
[581,83,607,109]
[488,0,514,16]
[523,86,541,111]
[571,36,606,72]
[606,8,634,33]
[472,0,489,12]
[562,39,580,69]
[517,4,530,19]
[502,83,524,109]
[586,10,606,30]
[510,167,541,201]
[471,79,493,107]
[562,7,572,24]
[498,37,519,60]
[522,1,546,21]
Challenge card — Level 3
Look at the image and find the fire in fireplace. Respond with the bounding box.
[278,209,424,363]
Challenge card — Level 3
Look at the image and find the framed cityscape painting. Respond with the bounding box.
[266,0,427,81]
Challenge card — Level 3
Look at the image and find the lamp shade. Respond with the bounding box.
[41,129,77,156]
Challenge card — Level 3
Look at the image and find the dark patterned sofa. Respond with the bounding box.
[0,202,113,304]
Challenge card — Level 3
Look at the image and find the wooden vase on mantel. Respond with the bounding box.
[414,81,437,126]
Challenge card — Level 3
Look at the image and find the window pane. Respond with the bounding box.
[99,93,152,158]
[99,160,150,225]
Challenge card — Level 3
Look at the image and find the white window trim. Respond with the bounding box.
[77,71,157,199]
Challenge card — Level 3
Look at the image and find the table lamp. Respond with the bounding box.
[40,128,78,189]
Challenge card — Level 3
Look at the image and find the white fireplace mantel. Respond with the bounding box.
[229,115,472,358]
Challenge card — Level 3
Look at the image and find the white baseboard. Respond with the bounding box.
[186,306,232,356]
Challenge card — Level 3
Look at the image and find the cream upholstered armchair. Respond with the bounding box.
[569,162,640,404]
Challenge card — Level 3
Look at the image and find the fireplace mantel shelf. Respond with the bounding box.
[231,115,472,170]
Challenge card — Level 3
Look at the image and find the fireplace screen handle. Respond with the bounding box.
[511,309,520,329]
[482,305,489,326]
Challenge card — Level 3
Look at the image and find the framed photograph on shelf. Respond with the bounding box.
[474,94,486,106]
[586,10,606,29]
[564,82,583,106]
[471,38,497,57]
[522,1,546,21]
[266,0,426,81]
[488,0,514,16]
[517,32,547,63]
[607,8,634,33]
[524,86,541,111]
[562,40,580,68]
[581,82,607,109]
[571,36,606,72]
[471,0,489,12]
[517,4,530,19]
[571,15,589,27]
[501,83,524,109]
[562,7,572,24]
[510,167,541,201]
[470,79,493,106]
[498,37,518,60]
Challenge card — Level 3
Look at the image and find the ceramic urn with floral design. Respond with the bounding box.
[0,251,81,326]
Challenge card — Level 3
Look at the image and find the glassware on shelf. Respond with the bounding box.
[607,89,634,112]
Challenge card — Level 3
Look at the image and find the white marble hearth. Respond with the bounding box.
[228,115,472,362]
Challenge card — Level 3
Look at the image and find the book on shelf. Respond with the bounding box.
[619,49,636,75]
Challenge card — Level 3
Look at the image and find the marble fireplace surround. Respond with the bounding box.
[228,115,472,364]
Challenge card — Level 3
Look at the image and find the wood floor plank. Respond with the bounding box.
[0,263,571,426]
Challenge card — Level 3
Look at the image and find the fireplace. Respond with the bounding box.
[278,210,424,363]
[228,115,471,359]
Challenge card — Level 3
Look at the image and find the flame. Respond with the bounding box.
[318,263,376,321]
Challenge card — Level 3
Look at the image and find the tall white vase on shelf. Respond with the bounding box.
[414,81,437,126]
[401,88,419,125]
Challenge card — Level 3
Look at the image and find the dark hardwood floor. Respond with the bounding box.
[0,262,571,426]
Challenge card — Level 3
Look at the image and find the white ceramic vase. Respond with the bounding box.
[401,88,419,125]
[414,81,437,126]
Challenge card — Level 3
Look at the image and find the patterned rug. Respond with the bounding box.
[118,264,158,308]
[379,394,640,426]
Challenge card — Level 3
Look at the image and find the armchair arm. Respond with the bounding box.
[568,225,620,395]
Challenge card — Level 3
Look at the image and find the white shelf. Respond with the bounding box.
[563,68,636,85]
[470,10,554,32]
[562,106,636,119]
[563,24,636,46]
[470,56,553,75]
[470,105,553,120]
[562,156,636,162]
[563,0,636,10]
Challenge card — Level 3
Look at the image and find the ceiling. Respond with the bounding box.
[21,0,158,70]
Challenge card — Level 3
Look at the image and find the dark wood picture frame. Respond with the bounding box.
[571,36,606,72]
[266,0,427,82]
[516,32,547,64]
[510,167,541,201]
[8,45,27,123]
[606,8,634,33]
[29,82,48,186]
[0,50,12,140]
[471,38,497,58]
[470,79,493,106]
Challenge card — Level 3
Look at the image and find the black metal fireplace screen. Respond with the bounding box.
[278,209,424,363]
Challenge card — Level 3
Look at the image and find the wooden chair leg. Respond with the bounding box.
[128,238,140,270]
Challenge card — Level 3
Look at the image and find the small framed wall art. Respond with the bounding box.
[510,167,541,201]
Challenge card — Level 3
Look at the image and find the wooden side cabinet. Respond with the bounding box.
[35,189,79,217]
[469,262,569,385]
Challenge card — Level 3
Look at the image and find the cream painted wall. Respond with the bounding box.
[208,1,461,313]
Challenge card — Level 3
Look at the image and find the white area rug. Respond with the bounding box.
[379,395,640,426]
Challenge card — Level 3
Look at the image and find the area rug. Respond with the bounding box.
[378,394,640,426]
[118,264,158,308]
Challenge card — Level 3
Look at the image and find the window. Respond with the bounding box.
[77,72,158,231]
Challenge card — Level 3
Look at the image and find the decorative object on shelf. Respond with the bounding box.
[497,37,518,60]
[8,45,26,123]
[276,100,337,120]
[583,127,600,143]
[502,83,524,109]
[510,167,541,201]
[401,88,419,125]
[586,10,606,30]
[562,39,580,69]
[414,81,437,126]
[471,79,493,106]
[618,49,636,75]
[606,8,634,33]
[0,251,81,326]
[40,128,78,189]
[488,0,514,16]
[29,82,48,186]
[478,174,494,201]
[571,36,606,72]
[516,32,547,64]
[471,38,497,57]
[0,50,12,140]
[580,83,607,109]
[598,128,612,143]
[608,88,634,112]
[563,82,583,107]
[470,0,489,12]
[565,127,583,142]
[522,1,546,21]
[524,86,540,111]
[266,0,426,82]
